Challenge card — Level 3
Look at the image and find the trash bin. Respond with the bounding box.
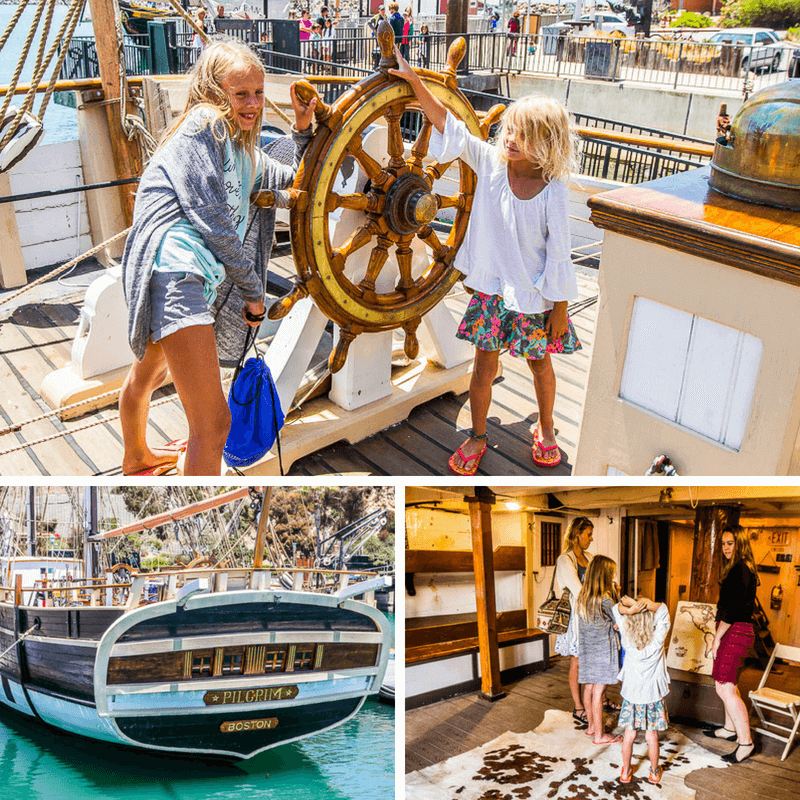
[542,23,570,56]
[584,38,620,80]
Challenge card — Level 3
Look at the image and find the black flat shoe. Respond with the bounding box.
[572,709,588,725]
[721,742,757,763]
[703,728,736,741]
[701,722,725,731]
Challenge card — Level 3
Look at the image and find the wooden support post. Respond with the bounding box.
[253,487,273,569]
[523,511,535,630]
[86,0,142,224]
[446,0,469,38]
[690,505,740,603]
[467,487,506,702]
[0,171,27,288]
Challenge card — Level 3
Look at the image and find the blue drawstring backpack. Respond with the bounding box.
[223,338,284,472]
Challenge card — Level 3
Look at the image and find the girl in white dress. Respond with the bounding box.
[389,49,581,476]
[612,596,671,785]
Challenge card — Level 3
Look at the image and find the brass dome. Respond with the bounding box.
[709,80,800,210]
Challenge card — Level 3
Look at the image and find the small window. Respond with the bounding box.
[264,650,285,673]
[619,297,762,450]
[192,655,212,676]
[540,521,561,567]
[221,653,243,675]
[293,648,314,671]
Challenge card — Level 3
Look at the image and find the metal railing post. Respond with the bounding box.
[673,41,683,90]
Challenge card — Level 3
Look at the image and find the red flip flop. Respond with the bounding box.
[161,439,188,453]
[127,461,178,477]
[448,442,487,476]
[592,735,623,746]
[532,428,561,468]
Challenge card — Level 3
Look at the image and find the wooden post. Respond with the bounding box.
[253,486,273,569]
[0,171,27,288]
[523,511,535,630]
[445,0,468,39]
[467,487,506,701]
[86,0,142,224]
[690,505,740,603]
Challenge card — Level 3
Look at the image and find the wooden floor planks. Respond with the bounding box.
[0,253,599,476]
[405,657,800,799]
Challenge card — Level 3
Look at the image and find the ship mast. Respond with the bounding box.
[86,0,142,223]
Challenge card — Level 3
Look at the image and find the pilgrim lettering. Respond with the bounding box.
[204,685,299,705]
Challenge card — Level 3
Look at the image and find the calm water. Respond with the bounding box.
[0,7,96,144]
[0,613,395,800]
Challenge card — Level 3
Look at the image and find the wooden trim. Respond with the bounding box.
[406,545,525,573]
[285,645,297,673]
[406,628,548,665]
[575,125,714,158]
[588,170,800,286]
[406,609,527,649]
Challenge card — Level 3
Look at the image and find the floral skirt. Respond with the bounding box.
[456,291,582,360]
[618,698,669,732]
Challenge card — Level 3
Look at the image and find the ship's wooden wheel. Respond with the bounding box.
[254,23,504,373]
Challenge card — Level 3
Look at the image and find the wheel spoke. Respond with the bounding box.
[435,193,465,210]
[349,137,387,187]
[359,235,392,293]
[327,192,370,212]
[384,108,406,171]
[425,159,454,184]
[417,225,447,259]
[335,222,376,262]
[409,118,432,172]
[395,235,416,292]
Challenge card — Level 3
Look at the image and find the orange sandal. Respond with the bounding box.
[532,428,561,468]
[648,766,663,784]
[448,431,488,476]
[620,768,632,784]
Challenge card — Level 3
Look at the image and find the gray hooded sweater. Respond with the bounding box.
[122,109,312,367]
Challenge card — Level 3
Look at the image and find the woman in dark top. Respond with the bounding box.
[704,526,758,763]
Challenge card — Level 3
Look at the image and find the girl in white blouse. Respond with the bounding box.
[612,597,671,785]
[389,49,581,476]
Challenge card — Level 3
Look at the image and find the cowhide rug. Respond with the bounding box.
[406,709,727,800]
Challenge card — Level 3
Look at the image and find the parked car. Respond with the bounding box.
[707,28,785,74]
[790,45,800,78]
[580,12,635,36]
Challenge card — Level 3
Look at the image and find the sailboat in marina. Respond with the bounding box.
[0,487,393,760]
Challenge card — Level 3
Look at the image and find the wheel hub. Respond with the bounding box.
[384,173,438,235]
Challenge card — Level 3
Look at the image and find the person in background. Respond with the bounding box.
[368,4,386,36]
[388,3,404,41]
[299,9,313,43]
[310,22,322,71]
[316,5,329,28]
[400,8,413,61]
[321,16,335,71]
[507,7,520,57]
[418,23,430,69]
[216,3,225,22]
[703,525,759,764]
[555,517,594,726]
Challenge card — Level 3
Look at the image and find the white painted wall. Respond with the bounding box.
[8,140,93,270]
[408,571,523,618]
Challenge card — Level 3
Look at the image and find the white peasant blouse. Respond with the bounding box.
[428,111,579,314]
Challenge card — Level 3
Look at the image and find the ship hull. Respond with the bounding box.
[0,588,390,759]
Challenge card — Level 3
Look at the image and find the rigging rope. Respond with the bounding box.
[0,622,40,660]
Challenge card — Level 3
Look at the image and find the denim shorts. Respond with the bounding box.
[149,271,215,343]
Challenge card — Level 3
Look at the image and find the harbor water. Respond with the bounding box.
[1,7,104,144]
[0,613,395,800]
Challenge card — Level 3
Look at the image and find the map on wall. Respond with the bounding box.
[666,601,718,674]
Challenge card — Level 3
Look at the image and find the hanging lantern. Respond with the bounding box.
[770,584,783,610]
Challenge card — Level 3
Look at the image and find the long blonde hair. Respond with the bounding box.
[720,525,758,581]
[562,516,593,554]
[623,597,655,650]
[577,555,618,623]
[495,95,576,183]
[159,39,265,159]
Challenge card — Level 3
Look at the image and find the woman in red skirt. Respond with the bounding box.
[703,525,758,763]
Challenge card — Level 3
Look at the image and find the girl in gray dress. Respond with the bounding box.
[577,555,621,745]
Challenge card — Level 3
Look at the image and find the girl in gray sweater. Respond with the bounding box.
[119,40,315,475]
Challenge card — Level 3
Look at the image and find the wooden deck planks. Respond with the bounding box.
[0,255,599,475]
[405,657,800,799]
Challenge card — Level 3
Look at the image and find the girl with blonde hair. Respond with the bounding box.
[120,39,316,475]
[389,54,581,475]
[612,596,671,784]
[577,555,621,745]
